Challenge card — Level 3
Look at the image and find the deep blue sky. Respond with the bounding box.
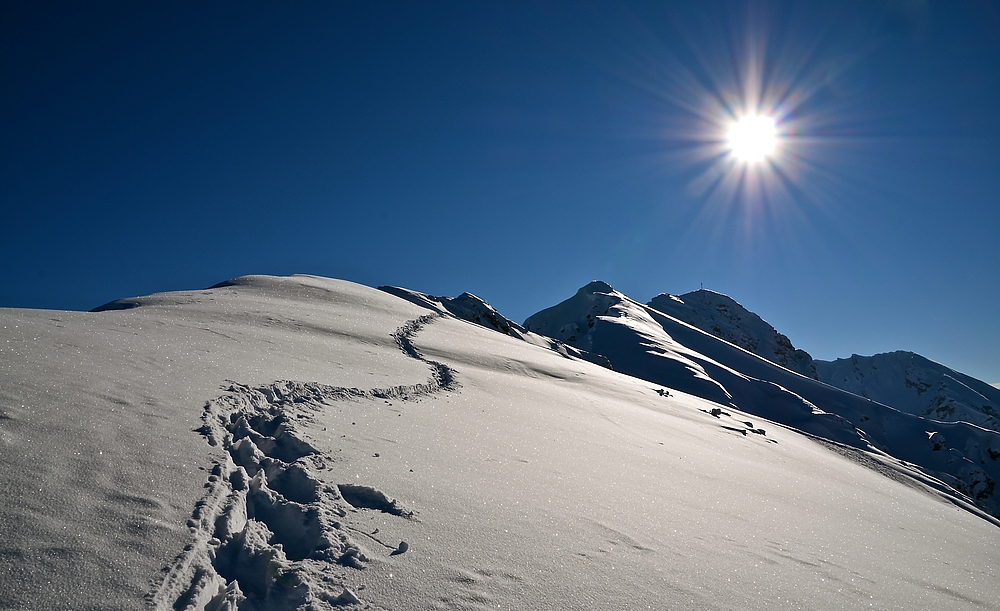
[3,1,999,383]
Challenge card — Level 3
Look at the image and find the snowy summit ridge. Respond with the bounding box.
[378,285,612,369]
[639,289,1000,436]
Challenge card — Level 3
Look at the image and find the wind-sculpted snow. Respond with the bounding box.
[152,315,451,610]
[527,281,1000,519]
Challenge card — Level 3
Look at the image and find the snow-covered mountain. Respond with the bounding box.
[648,289,1000,440]
[525,281,1000,518]
[816,351,1000,431]
[643,288,1000,433]
[647,289,817,378]
[3,274,1000,610]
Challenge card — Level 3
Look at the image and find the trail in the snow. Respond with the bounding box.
[150,314,457,611]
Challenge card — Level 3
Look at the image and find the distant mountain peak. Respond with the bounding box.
[578,280,617,296]
[815,351,1000,430]
[647,289,817,379]
[378,286,524,337]
[680,287,736,299]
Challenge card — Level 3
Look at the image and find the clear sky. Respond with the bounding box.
[2,1,999,384]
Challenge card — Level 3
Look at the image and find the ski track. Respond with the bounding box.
[149,314,457,611]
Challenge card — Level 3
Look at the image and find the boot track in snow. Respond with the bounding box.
[150,314,457,610]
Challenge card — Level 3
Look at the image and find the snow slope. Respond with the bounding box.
[526,281,1000,519]
[2,274,999,610]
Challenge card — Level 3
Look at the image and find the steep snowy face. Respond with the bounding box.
[648,290,817,378]
[816,352,1000,430]
[523,281,622,353]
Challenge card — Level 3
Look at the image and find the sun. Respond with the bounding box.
[727,115,777,163]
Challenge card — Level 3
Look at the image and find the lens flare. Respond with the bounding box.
[728,115,777,163]
[598,1,879,264]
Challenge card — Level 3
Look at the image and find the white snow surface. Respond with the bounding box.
[1,274,998,610]
[377,285,612,369]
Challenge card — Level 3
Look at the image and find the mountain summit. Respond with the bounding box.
[647,289,817,378]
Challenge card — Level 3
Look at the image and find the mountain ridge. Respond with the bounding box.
[631,285,1000,435]
[518,280,1000,519]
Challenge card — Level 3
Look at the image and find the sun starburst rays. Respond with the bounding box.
[590,1,887,270]
[644,20,834,237]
